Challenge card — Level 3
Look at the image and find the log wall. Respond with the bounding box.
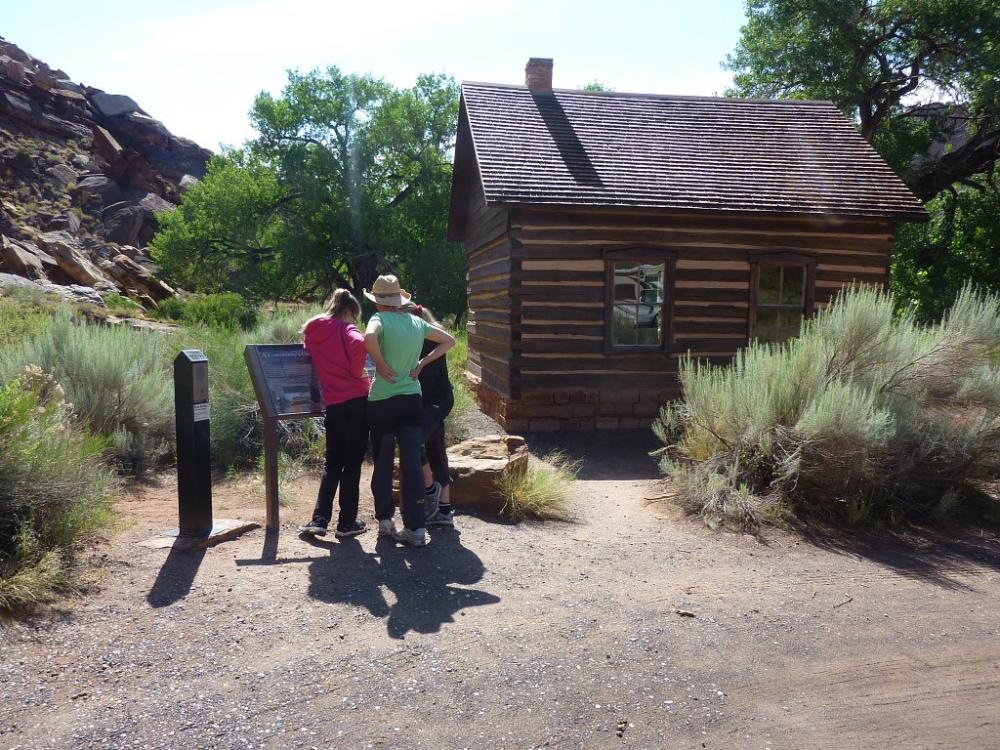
[463,204,896,432]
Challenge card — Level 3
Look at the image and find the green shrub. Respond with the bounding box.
[177,306,324,469]
[445,328,473,441]
[654,285,1000,530]
[499,451,580,521]
[102,292,144,313]
[153,292,258,330]
[0,292,54,346]
[0,311,174,474]
[0,374,116,612]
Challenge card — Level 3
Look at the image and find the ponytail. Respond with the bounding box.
[303,288,361,334]
[324,288,361,320]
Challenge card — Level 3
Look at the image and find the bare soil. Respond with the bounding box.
[2,430,999,750]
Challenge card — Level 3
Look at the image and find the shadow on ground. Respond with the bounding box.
[147,545,207,607]
[795,511,1000,591]
[303,529,500,639]
[523,428,661,481]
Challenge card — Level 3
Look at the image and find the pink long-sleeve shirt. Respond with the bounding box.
[303,316,370,406]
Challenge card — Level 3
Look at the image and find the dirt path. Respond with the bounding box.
[2,431,1000,750]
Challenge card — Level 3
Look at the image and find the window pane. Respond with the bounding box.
[755,307,781,343]
[611,262,664,346]
[781,266,805,305]
[758,266,781,304]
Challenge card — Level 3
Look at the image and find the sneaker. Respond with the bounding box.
[298,521,327,536]
[424,481,442,502]
[334,521,367,539]
[392,526,428,547]
[425,507,454,527]
[377,518,397,537]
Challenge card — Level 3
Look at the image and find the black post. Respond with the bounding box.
[174,350,213,536]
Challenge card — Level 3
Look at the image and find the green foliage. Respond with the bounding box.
[0,291,54,346]
[0,375,116,612]
[655,285,1000,530]
[177,307,325,469]
[580,81,614,92]
[151,152,288,296]
[445,328,473,441]
[726,0,1000,176]
[151,68,467,318]
[499,452,580,521]
[151,292,258,330]
[727,0,1000,317]
[0,311,174,474]
[102,292,144,314]
[892,187,1000,319]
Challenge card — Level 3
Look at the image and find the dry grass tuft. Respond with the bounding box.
[499,451,581,522]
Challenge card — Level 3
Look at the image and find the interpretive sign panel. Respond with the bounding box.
[244,344,324,420]
[244,344,325,529]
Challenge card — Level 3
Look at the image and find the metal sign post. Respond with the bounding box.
[173,350,213,536]
[244,344,325,529]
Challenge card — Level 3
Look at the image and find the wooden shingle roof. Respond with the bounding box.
[455,82,927,222]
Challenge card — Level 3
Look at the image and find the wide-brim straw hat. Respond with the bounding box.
[363,274,411,307]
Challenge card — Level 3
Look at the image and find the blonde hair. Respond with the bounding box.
[407,303,440,327]
[324,288,361,319]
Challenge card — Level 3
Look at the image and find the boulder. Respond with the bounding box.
[446,435,529,513]
[98,253,173,301]
[92,125,123,162]
[73,173,123,207]
[47,209,81,234]
[55,79,84,94]
[38,230,110,286]
[1,56,27,83]
[0,41,32,65]
[139,191,174,214]
[102,204,146,245]
[114,111,171,150]
[3,91,32,116]
[1,235,49,278]
[89,92,142,118]
[0,272,106,306]
[31,64,56,91]
[45,163,77,187]
[179,174,200,192]
[0,272,41,293]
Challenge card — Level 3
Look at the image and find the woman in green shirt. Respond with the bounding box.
[364,275,454,547]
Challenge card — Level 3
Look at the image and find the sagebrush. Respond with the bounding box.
[0,375,116,612]
[655,285,1000,530]
[0,310,174,474]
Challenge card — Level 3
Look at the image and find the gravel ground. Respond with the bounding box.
[2,431,1000,749]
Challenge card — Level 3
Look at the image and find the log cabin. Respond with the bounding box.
[447,58,928,432]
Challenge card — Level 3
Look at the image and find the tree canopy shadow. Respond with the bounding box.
[791,503,1000,592]
[304,530,499,639]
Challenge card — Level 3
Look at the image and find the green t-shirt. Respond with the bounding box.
[368,311,431,402]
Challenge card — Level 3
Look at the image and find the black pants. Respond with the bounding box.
[421,389,454,488]
[368,394,426,531]
[310,396,368,529]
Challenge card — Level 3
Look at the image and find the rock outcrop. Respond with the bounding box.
[447,435,529,513]
[0,35,209,305]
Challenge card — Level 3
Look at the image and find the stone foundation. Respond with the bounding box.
[467,374,678,432]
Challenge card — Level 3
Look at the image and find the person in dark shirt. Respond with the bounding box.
[404,302,455,526]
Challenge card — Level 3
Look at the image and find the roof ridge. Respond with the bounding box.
[460,81,836,106]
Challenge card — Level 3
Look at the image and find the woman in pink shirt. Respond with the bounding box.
[298,289,371,538]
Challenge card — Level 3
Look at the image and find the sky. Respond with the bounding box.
[3,0,746,151]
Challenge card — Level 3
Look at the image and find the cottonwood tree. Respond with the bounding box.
[726,0,1000,316]
[152,69,465,317]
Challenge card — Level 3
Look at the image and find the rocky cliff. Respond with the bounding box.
[0,36,211,307]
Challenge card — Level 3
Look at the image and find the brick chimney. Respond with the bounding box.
[525,58,553,93]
